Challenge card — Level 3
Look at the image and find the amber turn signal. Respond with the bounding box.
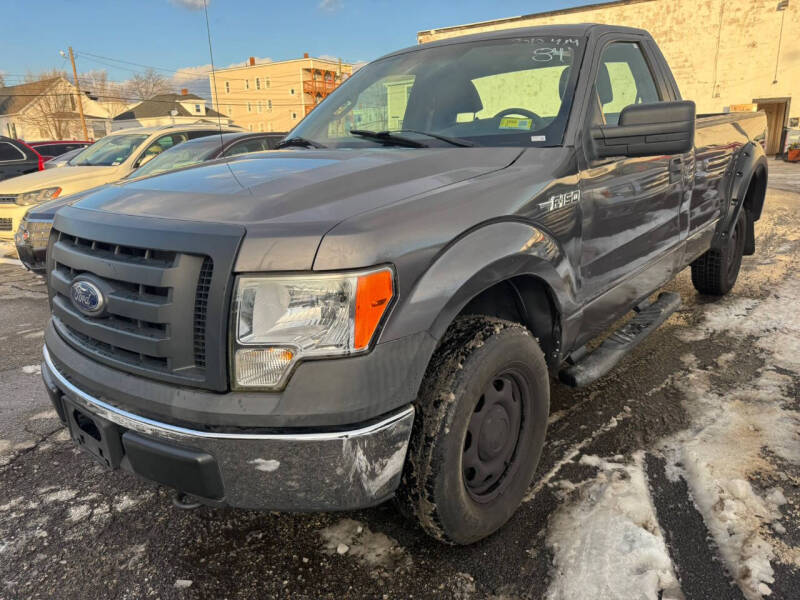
[354,269,394,350]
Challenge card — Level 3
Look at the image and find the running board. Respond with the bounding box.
[559,292,682,388]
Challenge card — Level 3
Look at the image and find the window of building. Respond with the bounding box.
[256,78,261,90]
[248,124,253,131]
[194,104,202,113]
[594,42,661,126]
[265,77,270,88]
[245,79,250,90]
[290,88,295,96]
[292,112,298,120]
[247,102,252,112]
[225,81,230,93]
[268,99,272,110]
[257,101,262,113]
[259,123,264,132]
[227,105,232,115]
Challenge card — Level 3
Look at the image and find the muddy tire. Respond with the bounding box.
[395,316,549,545]
[691,209,747,296]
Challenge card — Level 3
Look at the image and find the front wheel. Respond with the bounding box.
[691,209,747,296]
[395,316,549,544]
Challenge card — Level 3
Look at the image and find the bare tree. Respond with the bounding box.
[23,79,77,139]
[0,72,5,88]
[23,68,68,83]
[125,68,174,101]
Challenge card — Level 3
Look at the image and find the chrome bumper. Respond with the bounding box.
[43,346,414,511]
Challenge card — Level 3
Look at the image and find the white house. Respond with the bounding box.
[112,90,233,131]
[0,77,112,141]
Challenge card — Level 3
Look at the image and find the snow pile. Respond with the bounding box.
[662,275,800,599]
[319,518,411,572]
[545,452,681,600]
[663,366,799,599]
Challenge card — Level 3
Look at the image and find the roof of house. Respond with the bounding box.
[0,78,60,116]
[114,93,224,121]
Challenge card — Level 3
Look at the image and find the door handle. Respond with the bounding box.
[669,156,683,184]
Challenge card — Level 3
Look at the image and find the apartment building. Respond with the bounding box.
[209,55,353,133]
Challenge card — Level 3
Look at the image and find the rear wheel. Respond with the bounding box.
[691,209,747,296]
[395,316,549,544]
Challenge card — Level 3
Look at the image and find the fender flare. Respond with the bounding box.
[381,220,575,345]
[713,141,767,249]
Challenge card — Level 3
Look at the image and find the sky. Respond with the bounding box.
[0,0,600,98]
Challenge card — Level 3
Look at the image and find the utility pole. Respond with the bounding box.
[68,46,89,141]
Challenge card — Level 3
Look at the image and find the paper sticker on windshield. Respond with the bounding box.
[499,117,533,130]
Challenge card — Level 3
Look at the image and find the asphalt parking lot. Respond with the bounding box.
[1,159,798,600]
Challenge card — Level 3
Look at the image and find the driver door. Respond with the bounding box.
[578,38,685,337]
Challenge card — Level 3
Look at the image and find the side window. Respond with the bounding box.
[187,130,218,140]
[0,141,25,161]
[221,138,270,157]
[140,133,188,162]
[595,42,660,126]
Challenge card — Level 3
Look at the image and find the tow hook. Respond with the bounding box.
[172,491,202,510]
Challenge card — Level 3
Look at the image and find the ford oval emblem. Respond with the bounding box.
[70,280,105,315]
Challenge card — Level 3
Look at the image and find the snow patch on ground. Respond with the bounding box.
[544,452,681,600]
[21,364,41,375]
[248,458,280,472]
[662,366,799,599]
[319,518,411,572]
[524,410,629,502]
[41,489,78,504]
[661,275,800,599]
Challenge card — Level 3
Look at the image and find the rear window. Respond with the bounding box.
[0,141,26,161]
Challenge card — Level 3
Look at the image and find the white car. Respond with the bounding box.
[0,124,237,240]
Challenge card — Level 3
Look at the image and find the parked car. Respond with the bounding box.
[28,140,92,162]
[0,124,237,240]
[44,146,91,169]
[15,132,285,272]
[0,136,43,183]
[40,24,767,544]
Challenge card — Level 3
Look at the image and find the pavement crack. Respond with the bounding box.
[0,425,64,471]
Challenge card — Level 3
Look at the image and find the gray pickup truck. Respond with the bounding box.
[40,24,767,544]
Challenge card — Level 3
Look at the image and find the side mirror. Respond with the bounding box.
[591,100,695,158]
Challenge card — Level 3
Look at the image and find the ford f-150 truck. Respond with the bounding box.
[40,24,767,544]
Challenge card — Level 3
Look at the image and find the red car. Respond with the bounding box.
[27,140,92,163]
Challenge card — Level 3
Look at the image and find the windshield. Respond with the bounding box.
[129,137,221,179]
[70,133,148,166]
[291,36,584,148]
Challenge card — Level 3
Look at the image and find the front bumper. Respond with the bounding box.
[15,242,46,273]
[42,346,415,511]
[0,204,27,240]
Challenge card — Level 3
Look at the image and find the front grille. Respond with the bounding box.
[193,256,213,368]
[0,218,12,231]
[49,230,213,383]
[0,195,17,204]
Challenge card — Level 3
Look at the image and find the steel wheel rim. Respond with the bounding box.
[462,369,528,502]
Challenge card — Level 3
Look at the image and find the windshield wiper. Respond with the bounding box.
[275,137,326,149]
[349,130,428,148]
[394,129,475,147]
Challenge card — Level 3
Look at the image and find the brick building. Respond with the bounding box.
[418,0,800,155]
[209,55,353,134]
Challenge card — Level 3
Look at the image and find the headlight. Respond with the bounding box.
[231,266,394,389]
[16,187,61,206]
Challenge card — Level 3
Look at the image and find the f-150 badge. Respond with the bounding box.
[539,190,580,212]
